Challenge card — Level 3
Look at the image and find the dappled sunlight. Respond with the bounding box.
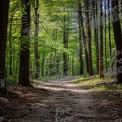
[1,0,122,121]
[36,77,89,94]
[0,76,122,121]
[37,85,88,93]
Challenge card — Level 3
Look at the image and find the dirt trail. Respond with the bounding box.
[0,76,122,122]
[37,77,97,121]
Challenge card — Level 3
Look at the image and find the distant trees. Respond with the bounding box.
[0,0,10,93]
[1,0,121,88]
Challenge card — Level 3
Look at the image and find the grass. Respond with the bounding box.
[71,75,122,92]
[71,75,102,86]
[91,83,122,92]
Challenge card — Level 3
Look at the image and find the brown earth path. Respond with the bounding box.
[0,76,122,122]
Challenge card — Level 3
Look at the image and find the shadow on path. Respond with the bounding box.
[0,76,122,122]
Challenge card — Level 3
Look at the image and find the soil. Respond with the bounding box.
[0,76,122,122]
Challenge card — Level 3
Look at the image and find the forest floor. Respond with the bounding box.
[0,76,122,122]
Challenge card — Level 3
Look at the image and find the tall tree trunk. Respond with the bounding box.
[54,29,59,77]
[9,15,13,75]
[99,0,104,78]
[92,0,99,74]
[78,0,84,75]
[104,0,108,69]
[18,0,31,86]
[63,13,68,76]
[49,53,52,77]
[80,7,89,73]
[34,0,40,79]
[72,54,74,75]
[0,0,10,93]
[42,52,45,77]
[112,0,122,83]
[108,0,112,57]
[85,0,93,75]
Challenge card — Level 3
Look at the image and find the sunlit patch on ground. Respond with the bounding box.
[0,76,122,121]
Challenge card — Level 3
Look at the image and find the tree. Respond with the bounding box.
[0,0,10,93]
[84,0,93,75]
[92,0,99,74]
[8,15,14,75]
[80,4,89,74]
[78,0,84,75]
[112,0,122,83]
[63,10,68,76]
[99,0,104,78]
[108,0,112,57]
[18,0,31,86]
[34,0,40,79]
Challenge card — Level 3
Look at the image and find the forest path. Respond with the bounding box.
[0,76,122,122]
[37,76,98,122]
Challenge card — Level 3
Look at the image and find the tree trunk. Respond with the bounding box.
[42,52,45,77]
[63,14,68,76]
[9,15,14,75]
[85,0,93,75]
[99,0,104,78]
[78,0,83,75]
[80,3,89,73]
[18,0,31,86]
[92,0,99,74]
[0,0,10,93]
[72,55,74,75]
[104,0,108,69]
[112,0,122,83]
[49,53,53,77]
[34,0,40,79]
[108,0,112,57]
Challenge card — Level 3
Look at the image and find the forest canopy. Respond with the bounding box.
[0,0,122,92]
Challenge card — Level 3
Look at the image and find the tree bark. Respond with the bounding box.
[42,52,45,77]
[0,0,10,93]
[104,0,108,69]
[9,15,14,75]
[18,0,31,86]
[63,13,68,76]
[80,6,89,73]
[99,0,104,78]
[92,0,99,74]
[108,0,112,57]
[85,0,93,75]
[34,0,40,79]
[78,0,84,75]
[112,0,122,83]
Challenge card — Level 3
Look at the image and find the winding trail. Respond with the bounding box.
[0,76,122,122]
[37,77,97,121]
[31,76,121,122]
